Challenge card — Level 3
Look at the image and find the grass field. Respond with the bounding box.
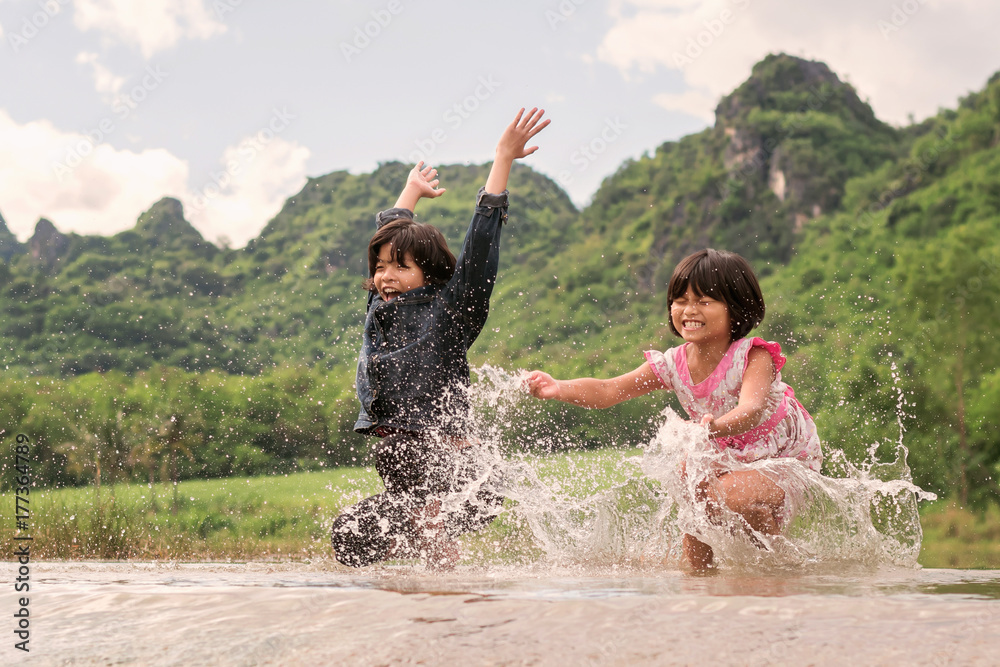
[3,450,998,568]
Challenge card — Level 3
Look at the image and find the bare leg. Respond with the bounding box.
[680,470,785,570]
[707,470,785,536]
[413,498,459,570]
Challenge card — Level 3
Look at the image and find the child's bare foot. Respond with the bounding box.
[423,534,459,571]
[414,499,460,570]
[682,533,715,571]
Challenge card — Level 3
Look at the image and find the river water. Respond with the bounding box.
[4,561,1000,665]
[9,370,998,665]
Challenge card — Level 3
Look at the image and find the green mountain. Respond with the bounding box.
[0,209,24,262]
[1,54,997,505]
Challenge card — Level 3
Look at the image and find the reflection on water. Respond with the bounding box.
[22,560,1000,599]
[6,562,1000,666]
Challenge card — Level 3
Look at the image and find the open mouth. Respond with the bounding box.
[683,320,705,330]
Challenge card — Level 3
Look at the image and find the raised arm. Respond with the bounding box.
[484,108,550,194]
[441,108,551,332]
[524,362,662,409]
[393,161,446,212]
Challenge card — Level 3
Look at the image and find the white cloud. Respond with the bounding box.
[0,109,310,248]
[75,51,125,98]
[597,0,1000,124]
[73,0,227,58]
[182,135,311,248]
[0,109,190,238]
[653,90,717,121]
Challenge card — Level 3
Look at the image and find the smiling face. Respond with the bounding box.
[373,244,426,300]
[666,249,766,341]
[670,287,732,346]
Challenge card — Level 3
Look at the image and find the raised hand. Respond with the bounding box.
[394,161,446,210]
[496,108,550,161]
[485,108,551,195]
[408,161,446,198]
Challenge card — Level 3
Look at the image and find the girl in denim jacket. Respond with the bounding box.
[333,108,549,569]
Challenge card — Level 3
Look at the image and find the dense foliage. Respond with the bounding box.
[1,55,997,506]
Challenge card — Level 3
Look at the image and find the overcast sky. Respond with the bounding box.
[2,0,998,247]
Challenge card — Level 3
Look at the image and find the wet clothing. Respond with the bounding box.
[334,189,509,567]
[331,432,504,567]
[353,188,508,436]
[645,337,822,471]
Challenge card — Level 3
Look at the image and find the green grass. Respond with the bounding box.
[917,500,1000,569]
[3,451,998,568]
[1,469,383,560]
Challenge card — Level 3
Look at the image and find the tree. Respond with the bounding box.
[897,218,1000,504]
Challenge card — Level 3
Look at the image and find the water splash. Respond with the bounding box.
[465,365,936,570]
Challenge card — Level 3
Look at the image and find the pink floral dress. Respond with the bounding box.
[645,337,822,472]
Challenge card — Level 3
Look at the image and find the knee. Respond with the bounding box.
[712,476,782,532]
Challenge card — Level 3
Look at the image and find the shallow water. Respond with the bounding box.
[4,561,999,666]
[8,369,976,665]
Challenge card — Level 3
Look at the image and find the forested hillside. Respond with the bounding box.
[1,54,997,506]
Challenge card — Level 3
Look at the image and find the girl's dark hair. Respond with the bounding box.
[667,248,765,340]
[364,219,456,290]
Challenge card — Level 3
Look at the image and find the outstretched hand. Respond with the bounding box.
[496,108,550,161]
[522,370,560,400]
[485,108,550,194]
[407,161,446,199]
[394,161,445,210]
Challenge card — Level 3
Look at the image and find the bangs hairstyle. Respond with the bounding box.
[667,248,765,340]
[364,219,456,290]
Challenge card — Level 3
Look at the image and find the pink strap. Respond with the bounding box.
[747,337,786,373]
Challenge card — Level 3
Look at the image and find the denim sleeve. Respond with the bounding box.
[442,187,509,333]
[375,207,414,229]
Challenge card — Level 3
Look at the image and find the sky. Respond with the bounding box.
[1,0,998,247]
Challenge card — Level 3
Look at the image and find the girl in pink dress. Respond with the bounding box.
[525,248,822,569]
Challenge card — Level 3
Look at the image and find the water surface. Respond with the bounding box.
[5,561,999,666]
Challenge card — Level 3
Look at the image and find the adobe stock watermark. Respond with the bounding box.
[7,0,70,54]
[877,0,928,39]
[545,0,588,31]
[51,65,169,182]
[407,75,502,164]
[211,0,246,21]
[554,116,628,188]
[340,0,404,63]
[672,0,753,69]
[187,107,297,212]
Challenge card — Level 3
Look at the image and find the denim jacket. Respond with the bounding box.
[354,187,508,436]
